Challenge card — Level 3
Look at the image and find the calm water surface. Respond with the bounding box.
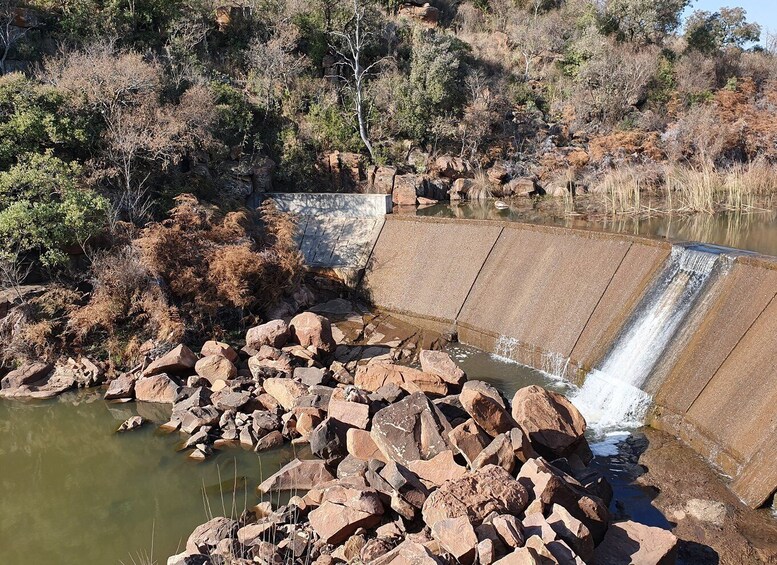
[0,391,297,565]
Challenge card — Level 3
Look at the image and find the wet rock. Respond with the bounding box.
[0,362,52,389]
[258,459,335,493]
[431,515,478,564]
[263,377,309,411]
[289,312,336,354]
[328,398,370,429]
[143,345,197,377]
[105,373,136,400]
[117,415,145,432]
[547,503,593,563]
[308,486,384,544]
[370,392,452,466]
[593,520,678,565]
[246,319,290,349]
[185,517,238,555]
[346,428,386,462]
[135,374,180,403]
[195,355,237,385]
[422,465,529,528]
[255,430,284,452]
[511,386,587,458]
[406,450,467,488]
[460,381,515,438]
[419,350,467,386]
[200,340,238,363]
[472,433,516,473]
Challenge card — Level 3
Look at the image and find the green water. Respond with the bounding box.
[0,391,297,565]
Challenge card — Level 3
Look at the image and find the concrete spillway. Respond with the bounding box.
[360,215,777,509]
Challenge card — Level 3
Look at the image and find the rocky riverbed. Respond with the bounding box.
[1,299,773,564]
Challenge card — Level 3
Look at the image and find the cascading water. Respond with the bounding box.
[572,245,721,431]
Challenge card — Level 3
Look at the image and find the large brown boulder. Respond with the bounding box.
[262,377,309,411]
[460,381,515,438]
[392,174,420,206]
[308,485,384,544]
[471,433,516,474]
[347,428,386,462]
[547,503,594,563]
[185,517,238,555]
[134,374,180,403]
[143,344,197,377]
[370,392,452,466]
[593,521,678,565]
[0,362,52,389]
[257,459,335,493]
[355,363,447,396]
[419,350,467,386]
[449,418,491,467]
[245,319,290,349]
[511,385,587,458]
[289,312,336,354]
[104,373,136,400]
[194,355,237,385]
[422,465,529,528]
[200,340,238,363]
[406,450,468,488]
[328,398,370,429]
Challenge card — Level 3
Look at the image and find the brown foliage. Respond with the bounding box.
[588,131,665,163]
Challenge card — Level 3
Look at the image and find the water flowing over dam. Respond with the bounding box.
[572,246,721,430]
[361,214,777,509]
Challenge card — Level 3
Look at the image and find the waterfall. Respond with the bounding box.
[572,245,720,431]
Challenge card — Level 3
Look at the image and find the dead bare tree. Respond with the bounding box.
[329,0,384,162]
[0,0,29,75]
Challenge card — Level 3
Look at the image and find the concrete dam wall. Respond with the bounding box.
[361,215,777,509]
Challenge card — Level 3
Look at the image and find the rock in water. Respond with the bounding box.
[511,385,587,458]
[117,416,144,432]
[370,392,452,466]
[134,374,180,403]
[594,520,678,565]
[419,350,467,386]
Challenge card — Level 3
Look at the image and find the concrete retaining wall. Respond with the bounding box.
[362,215,777,508]
[264,193,392,217]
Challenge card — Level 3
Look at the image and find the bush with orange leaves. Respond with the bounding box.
[70,196,303,364]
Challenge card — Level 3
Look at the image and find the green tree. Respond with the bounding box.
[0,153,108,267]
[600,0,691,44]
[685,7,761,53]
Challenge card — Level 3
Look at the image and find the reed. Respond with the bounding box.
[466,170,494,202]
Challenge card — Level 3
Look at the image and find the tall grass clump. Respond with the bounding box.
[466,170,494,202]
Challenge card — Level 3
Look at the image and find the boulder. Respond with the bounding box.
[511,386,587,458]
[593,521,678,565]
[547,504,593,563]
[246,319,290,349]
[180,406,220,434]
[419,350,467,386]
[104,373,136,400]
[460,381,515,437]
[422,465,529,528]
[289,312,336,354]
[185,517,238,555]
[435,155,471,179]
[263,377,309,411]
[310,417,348,466]
[257,459,335,493]
[294,366,327,387]
[308,486,384,544]
[347,428,387,462]
[471,433,516,473]
[392,174,420,206]
[431,515,478,564]
[328,398,370,429]
[0,362,52,389]
[449,419,491,466]
[255,430,284,452]
[134,374,180,403]
[372,166,396,194]
[143,345,197,377]
[407,450,468,488]
[370,392,452,466]
[117,415,144,432]
[370,540,440,565]
[194,355,237,385]
[355,363,448,396]
[210,389,251,411]
[200,340,238,363]
[510,427,539,463]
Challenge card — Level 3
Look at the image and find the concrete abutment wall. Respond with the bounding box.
[361,215,777,508]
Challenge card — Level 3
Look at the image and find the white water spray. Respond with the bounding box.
[573,246,720,431]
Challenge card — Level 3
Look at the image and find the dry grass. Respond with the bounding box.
[466,170,495,202]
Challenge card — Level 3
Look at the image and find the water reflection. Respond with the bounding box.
[416,202,777,257]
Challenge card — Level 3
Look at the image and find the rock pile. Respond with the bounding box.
[157,309,678,565]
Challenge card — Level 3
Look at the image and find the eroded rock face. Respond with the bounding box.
[134,374,180,403]
[370,392,452,466]
[511,385,587,457]
[422,465,529,528]
[460,380,515,438]
[594,521,678,565]
[257,459,335,493]
[246,319,290,349]
[143,345,197,377]
[289,312,335,354]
